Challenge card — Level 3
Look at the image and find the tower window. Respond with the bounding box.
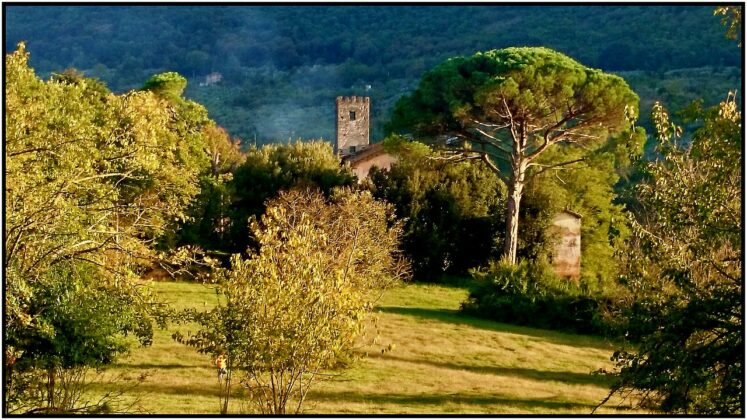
[349,111,356,121]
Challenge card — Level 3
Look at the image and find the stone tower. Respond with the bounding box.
[335,96,370,155]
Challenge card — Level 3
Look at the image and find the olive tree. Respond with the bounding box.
[388,47,639,263]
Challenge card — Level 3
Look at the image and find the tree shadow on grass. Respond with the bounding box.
[114,363,205,370]
[116,381,221,397]
[306,390,599,413]
[377,306,614,351]
[376,353,612,387]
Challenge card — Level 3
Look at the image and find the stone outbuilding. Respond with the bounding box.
[549,209,582,280]
[335,95,397,181]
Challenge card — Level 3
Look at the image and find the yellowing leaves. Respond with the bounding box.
[5,44,211,412]
[178,188,409,414]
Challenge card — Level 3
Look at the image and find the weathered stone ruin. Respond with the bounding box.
[549,209,582,280]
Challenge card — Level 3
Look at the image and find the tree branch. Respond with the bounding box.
[525,111,580,161]
[526,157,586,179]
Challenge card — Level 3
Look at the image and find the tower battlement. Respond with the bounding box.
[336,96,370,105]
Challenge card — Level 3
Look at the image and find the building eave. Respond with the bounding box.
[341,142,387,165]
[560,209,583,219]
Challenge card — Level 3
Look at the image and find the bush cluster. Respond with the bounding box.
[368,138,505,280]
[461,259,613,335]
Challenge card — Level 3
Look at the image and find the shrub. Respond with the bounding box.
[174,188,409,414]
[461,258,612,335]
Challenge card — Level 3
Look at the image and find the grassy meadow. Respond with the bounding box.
[91,280,638,414]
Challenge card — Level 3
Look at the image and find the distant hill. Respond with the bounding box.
[5,5,741,145]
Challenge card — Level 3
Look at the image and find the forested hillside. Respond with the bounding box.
[5,5,741,144]
[5,5,743,415]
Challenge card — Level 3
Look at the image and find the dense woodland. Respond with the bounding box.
[4,5,743,416]
[5,5,741,144]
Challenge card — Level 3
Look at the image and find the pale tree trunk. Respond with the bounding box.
[499,109,530,265]
[503,158,526,264]
[463,101,587,264]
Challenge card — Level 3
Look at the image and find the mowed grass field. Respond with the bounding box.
[91,280,638,414]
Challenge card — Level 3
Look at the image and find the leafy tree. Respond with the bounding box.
[387,47,639,264]
[142,70,211,173]
[140,70,213,250]
[598,96,742,414]
[368,136,506,279]
[6,263,157,414]
[142,71,188,99]
[174,188,408,414]
[203,125,245,177]
[4,44,201,413]
[226,141,355,254]
[177,125,245,253]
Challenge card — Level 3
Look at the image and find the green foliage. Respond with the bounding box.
[461,258,613,335]
[176,126,245,252]
[11,263,152,373]
[174,188,408,414]
[225,141,355,254]
[602,96,742,414]
[142,71,187,99]
[6,6,739,143]
[4,44,201,413]
[6,262,161,414]
[144,71,211,186]
[369,137,506,279]
[387,46,639,264]
[177,176,234,253]
[520,129,645,291]
[388,46,638,144]
[138,71,220,250]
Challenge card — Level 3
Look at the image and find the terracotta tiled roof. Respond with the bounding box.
[341,142,388,165]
